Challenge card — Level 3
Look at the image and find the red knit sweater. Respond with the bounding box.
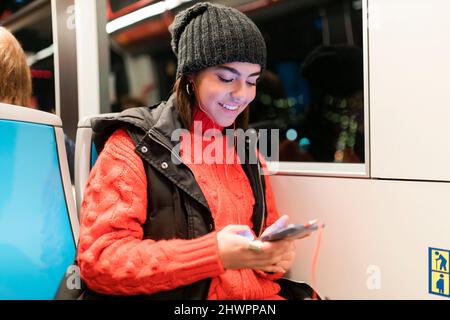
[78,107,284,299]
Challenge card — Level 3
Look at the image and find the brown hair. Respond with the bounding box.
[172,75,249,130]
[0,27,32,106]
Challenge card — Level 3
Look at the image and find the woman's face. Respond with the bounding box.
[191,62,261,127]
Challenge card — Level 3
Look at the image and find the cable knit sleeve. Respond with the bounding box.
[77,128,224,295]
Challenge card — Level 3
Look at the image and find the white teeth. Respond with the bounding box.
[221,103,238,111]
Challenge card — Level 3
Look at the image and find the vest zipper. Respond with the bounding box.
[249,132,266,238]
[256,155,266,238]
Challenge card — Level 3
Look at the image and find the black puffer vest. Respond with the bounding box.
[84,94,267,299]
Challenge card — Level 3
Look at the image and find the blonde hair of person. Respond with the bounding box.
[0,26,32,106]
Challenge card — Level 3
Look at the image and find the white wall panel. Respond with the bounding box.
[369,0,450,180]
[270,175,450,299]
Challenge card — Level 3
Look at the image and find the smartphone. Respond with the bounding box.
[260,220,324,242]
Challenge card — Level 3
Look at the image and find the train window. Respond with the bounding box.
[0,0,37,19]
[250,0,366,165]
[108,0,142,14]
[1,3,56,115]
[106,0,367,174]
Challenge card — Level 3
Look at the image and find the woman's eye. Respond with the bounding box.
[247,82,257,86]
[218,75,233,83]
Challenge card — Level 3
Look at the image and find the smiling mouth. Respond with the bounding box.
[219,102,239,111]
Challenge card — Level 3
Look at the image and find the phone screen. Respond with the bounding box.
[260,221,323,242]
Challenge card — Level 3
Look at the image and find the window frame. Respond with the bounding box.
[267,0,370,178]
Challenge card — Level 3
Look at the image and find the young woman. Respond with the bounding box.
[77,2,299,300]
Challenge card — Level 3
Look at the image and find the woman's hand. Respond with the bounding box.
[216,224,296,272]
[256,239,296,274]
[259,214,290,239]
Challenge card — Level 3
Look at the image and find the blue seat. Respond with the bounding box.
[0,103,78,299]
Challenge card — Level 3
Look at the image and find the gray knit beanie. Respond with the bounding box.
[169,2,267,77]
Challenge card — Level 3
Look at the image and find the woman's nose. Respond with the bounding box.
[230,81,247,103]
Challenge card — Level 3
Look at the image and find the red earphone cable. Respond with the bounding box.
[310,220,323,300]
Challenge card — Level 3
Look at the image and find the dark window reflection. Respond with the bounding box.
[250,0,364,163]
[13,13,55,114]
[109,0,142,13]
[0,0,36,21]
[300,45,364,163]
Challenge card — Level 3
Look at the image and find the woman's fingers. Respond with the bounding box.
[217,224,297,271]
[248,239,294,263]
[260,215,290,238]
[257,265,286,274]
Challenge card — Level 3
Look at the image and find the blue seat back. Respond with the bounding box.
[0,104,77,299]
